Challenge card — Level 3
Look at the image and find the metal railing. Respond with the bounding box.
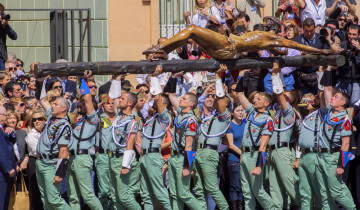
[7,8,91,63]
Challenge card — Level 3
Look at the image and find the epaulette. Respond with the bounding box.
[192,107,202,124]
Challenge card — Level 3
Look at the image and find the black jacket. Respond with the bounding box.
[0,24,17,61]
[337,39,360,79]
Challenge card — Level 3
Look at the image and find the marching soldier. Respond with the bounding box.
[316,67,356,209]
[108,75,141,210]
[36,84,72,210]
[193,64,231,209]
[235,69,275,209]
[268,61,301,209]
[298,67,332,209]
[139,65,171,209]
[66,71,103,209]
[95,93,117,210]
[167,80,202,210]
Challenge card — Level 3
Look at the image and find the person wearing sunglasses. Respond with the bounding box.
[22,110,46,210]
[5,60,16,75]
[87,79,98,98]
[9,97,25,118]
[4,81,22,98]
[48,80,64,96]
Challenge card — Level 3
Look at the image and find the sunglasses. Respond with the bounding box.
[339,19,346,22]
[16,64,23,67]
[144,90,149,94]
[19,103,25,107]
[8,67,15,71]
[230,88,236,92]
[14,88,22,92]
[53,86,62,90]
[32,117,45,122]
[207,94,216,98]
[89,85,97,89]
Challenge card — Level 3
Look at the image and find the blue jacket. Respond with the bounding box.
[0,127,17,182]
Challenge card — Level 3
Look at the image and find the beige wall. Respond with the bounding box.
[108,0,160,85]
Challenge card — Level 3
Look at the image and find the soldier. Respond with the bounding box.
[193,64,231,209]
[267,61,301,209]
[108,75,141,210]
[167,81,201,210]
[316,66,356,209]
[66,71,103,209]
[95,93,117,210]
[36,83,72,210]
[298,67,332,209]
[234,69,275,209]
[139,65,171,209]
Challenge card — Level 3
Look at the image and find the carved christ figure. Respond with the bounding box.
[143,25,332,59]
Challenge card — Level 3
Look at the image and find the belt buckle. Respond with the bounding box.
[108,152,113,158]
[251,147,256,153]
[318,147,322,153]
[301,148,305,155]
[171,149,174,156]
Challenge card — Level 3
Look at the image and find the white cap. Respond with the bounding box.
[215,79,225,97]
[109,80,122,99]
[40,81,47,100]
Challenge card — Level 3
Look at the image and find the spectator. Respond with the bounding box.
[275,0,302,26]
[326,0,356,18]
[176,38,202,60]
[29,62,39,75]
[184,0,221,28]
[235,12,251,30]
[16,59,23,72]
[213,0,239,32]
[23,110,46,210]
[337,14,348,41]
[0,4,17,71]
[5,60,16,77]
[236,0,265,30]
[335,24,360,103]
[292,18,330,94]
[322,18,342,53]
[48,79,63,97]
[0,106,16,210]
[9,97,25,124]
[298,0,326,26]
[285,23,300,39]
[0,71,10,100]
[224,104,245,210]
[23,96,39,113]
[5,81,23,98]
[27,74,36,97]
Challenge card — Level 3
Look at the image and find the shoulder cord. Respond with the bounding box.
[248,112,267,148]
[313,111,319,149]
[277,113,282,145]
[302,109,322,132]
[73,117,99,141]
[111,116,136,148]
[200,112,231,138]
[142,113,172,140]
[273,110,296,132]
[322,121,340,150]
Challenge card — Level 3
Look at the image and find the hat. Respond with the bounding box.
[324,18,339,29]
[100,93,113,103]
[130,89,144,98]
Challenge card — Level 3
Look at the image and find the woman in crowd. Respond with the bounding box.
[23,110,46,210]
[184,0,221,28]
[213,0,239,32]
[9,97,26,126]
[224,103,245,210]
[285,23,300,40]
[275,0,302,26]
[48,79,64,97]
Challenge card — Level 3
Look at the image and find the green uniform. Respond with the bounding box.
[66,110,102,210]
[140,108,171,210]
[95,112,117,210]
[316,105,356,210]
[240,104,274,210]
[193,110,231,210]
[268,103,300,209]
[109,112,141,210]
[168,107,201,210]
[128,110,142,197]
[36,109,71,210]
[298,108,333,210]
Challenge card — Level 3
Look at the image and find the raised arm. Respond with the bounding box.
[295,0,306,9]
[235,70,250,110]
[215,64,228,115]
[272,60,288,111]
[83,71,95,115]
[152,65,165,114]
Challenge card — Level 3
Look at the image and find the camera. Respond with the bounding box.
[0,13,10,21]
[319,26,334,37]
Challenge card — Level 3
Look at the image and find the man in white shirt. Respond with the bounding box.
[298,0,327,26]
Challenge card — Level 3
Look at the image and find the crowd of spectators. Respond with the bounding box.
[0,0,360,209]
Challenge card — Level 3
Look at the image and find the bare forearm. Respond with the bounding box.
[58,146,68,159]
[341,136,350,151]
[126,134,136,150]
[259,135,270,152]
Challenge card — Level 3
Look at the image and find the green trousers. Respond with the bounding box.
[140,153,171,210]
[316,152,356,210]
[299,152,331,210]
[129,158,141,197]
[109,156,141,210]
[67,155,103,210]
[240,151,274,210]
[193,148,229,210]
[35,159,71,210]
[168,153,202,210]
[268,147,300,209]
[95,153,116,210]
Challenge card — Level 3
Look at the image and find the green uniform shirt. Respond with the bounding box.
[96,112,113,150]
[268,102,295,145]
[171,107,198,150]
[141,108,170,149]
[242,104,273,147]
[298,108,327,148]
[109,113,139,153]
[318,105,352,148]
[197,109,231,146]
[69,110,98,151]
[36,109,71,155]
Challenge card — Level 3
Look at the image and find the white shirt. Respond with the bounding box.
[191,7,221,28]
[301,0,326,26]
[25,128,41,157]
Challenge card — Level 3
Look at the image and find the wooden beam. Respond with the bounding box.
[35,54,345,77]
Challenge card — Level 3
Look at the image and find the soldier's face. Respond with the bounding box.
[118,93,129,109]
[51,99,65,116]
[136,97,146,110]
[179,95,192,109]
[330,93,344,108]
[253,94,267,109]
[103,101,115,114]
